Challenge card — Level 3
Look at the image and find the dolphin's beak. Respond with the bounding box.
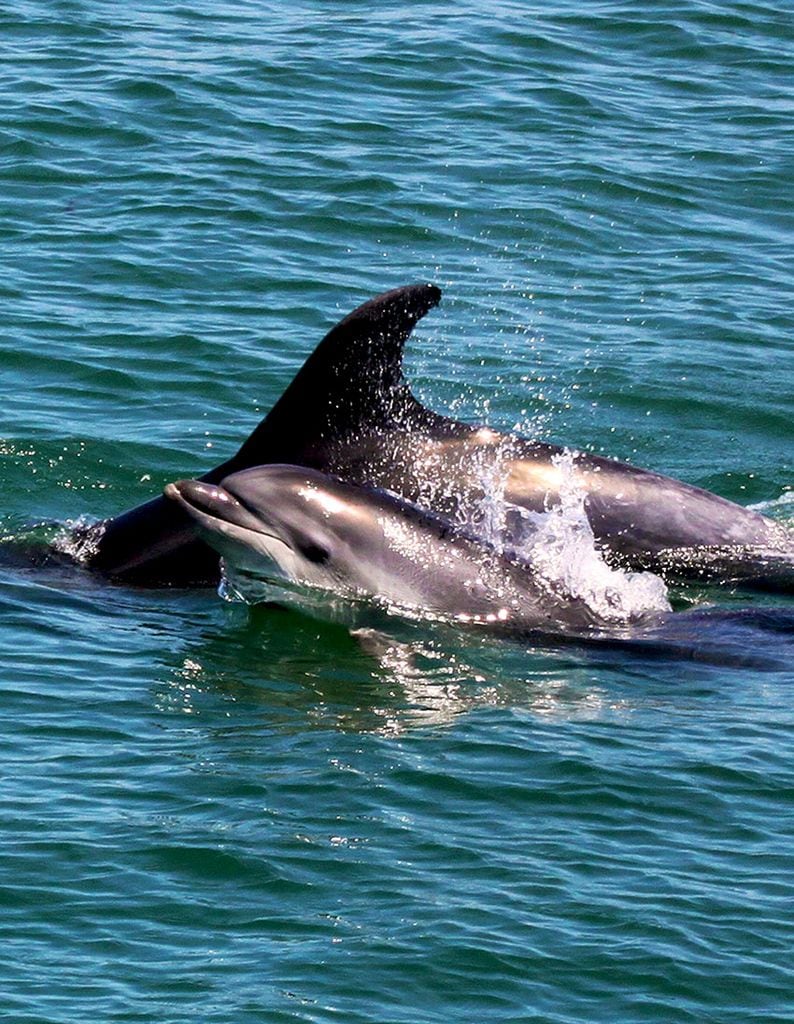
[165,480,266,534]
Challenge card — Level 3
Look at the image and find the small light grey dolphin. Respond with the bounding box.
[69,284,793,589]
[164,465,634,633]
[164,465,794,669]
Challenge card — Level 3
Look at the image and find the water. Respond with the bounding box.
[1,1,793,1020]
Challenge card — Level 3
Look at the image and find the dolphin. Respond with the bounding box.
[164,464,655,632]
[165,465,794,669]
[62,284,791,589]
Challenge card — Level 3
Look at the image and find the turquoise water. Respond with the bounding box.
[2,1,793,1020]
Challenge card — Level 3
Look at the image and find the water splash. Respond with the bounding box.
[471,448,671,624]
[51,518,105,565]
[219,559,375,631]
[749,489,794,524]
[469,432,516,542]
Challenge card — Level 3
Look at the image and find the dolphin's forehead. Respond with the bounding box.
[222,465,316,507]
[296,482,351,517]
[222,465,380,543]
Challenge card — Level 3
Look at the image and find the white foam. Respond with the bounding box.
[749,489,794,520]
[470,447,671,624]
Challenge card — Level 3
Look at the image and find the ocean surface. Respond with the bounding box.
[1,1,793,1021]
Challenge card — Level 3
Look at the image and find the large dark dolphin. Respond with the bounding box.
[69,284,792,588]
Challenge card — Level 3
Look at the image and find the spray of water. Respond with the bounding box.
[51,518,105,565]
[470,447,671,623]
[749,489,794,524]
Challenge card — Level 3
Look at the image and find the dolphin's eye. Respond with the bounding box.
[299,541,330,565]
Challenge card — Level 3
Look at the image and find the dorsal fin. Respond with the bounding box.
[66,284,444,584]
[234,283,442,465]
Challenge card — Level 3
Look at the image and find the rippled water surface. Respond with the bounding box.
[1,2,793,1021]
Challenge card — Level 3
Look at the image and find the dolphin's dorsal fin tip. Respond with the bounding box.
[235,284,442,465]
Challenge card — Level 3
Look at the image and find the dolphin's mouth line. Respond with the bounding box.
[221,481,281,532]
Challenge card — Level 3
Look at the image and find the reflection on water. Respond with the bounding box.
[153,599,750,738]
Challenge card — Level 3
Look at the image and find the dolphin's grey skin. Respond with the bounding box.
[71,284,792,588]
[164,465,640,632]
